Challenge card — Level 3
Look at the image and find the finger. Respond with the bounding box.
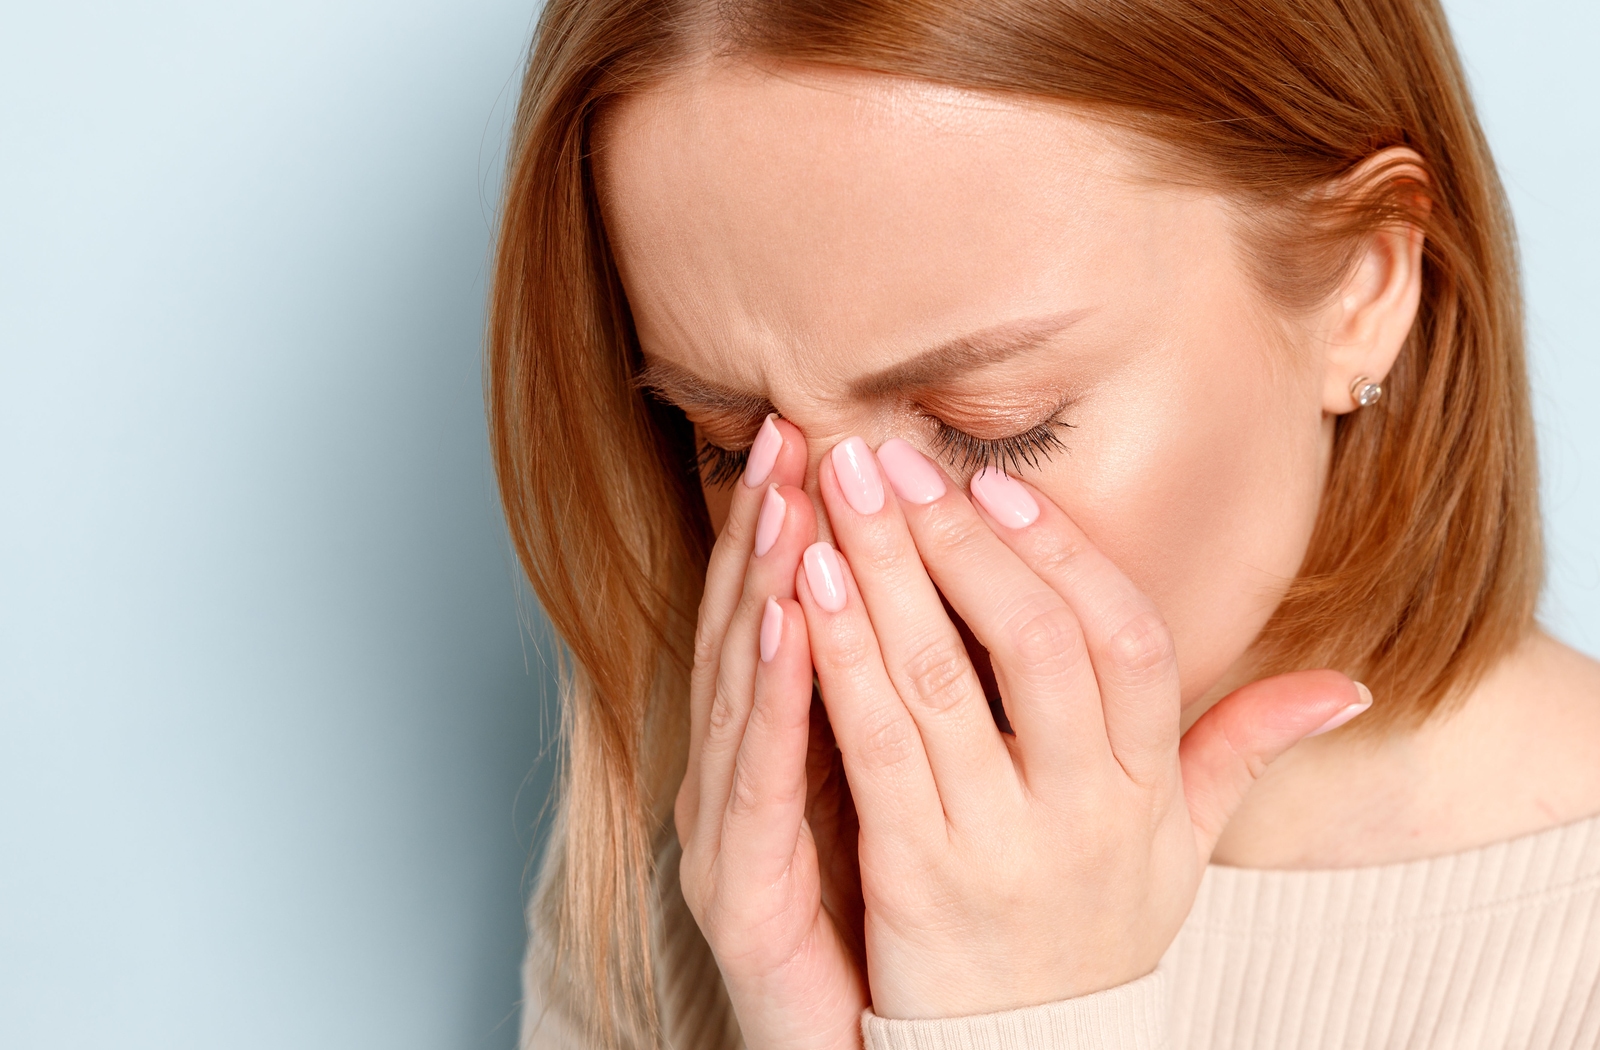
[967,467,1182,788]
[689,416,806,752]
[1180,671,1371,862]
[697,483,818,850]
[817,438,1014,814]
[875,442,1110,785]
[681,417,806,838]
[798,540,944,846]
[719,599,816,884]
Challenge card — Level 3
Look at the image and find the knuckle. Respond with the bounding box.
[726,754,799,820]
[859,708,918,770]
[1031,537,1091,584]
[899,635,976,715]
[1192,713,1271,791]
[921,505,991,560]
[726,763,762,818]
[853,533,906,580]
[815,621,875,673]
[1108,609,1175,679]
[731,590,766,633]
[1006,603,1085,673]
[692,618,722,675]
[1244,751,1270,781]
[1221,719,1271,782]
[716,500,755,549]
[707,680,742,735]
[743,685,795,742]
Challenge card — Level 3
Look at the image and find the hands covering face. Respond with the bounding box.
[674,419,1369,1049]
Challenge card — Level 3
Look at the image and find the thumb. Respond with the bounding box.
[1178,670,1372,863]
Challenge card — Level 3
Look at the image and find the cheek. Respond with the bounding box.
[1034,327,1327,704]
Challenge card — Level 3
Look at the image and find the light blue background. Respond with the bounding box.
[1447,1,1600,646]
[0,2,1594,1048]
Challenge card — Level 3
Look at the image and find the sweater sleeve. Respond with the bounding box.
[859,968,1172,1050]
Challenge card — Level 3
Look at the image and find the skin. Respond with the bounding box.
[593,58,1600,1047]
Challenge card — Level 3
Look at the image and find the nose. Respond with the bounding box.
[777,413,872,548]
[772,405,908,546]
[798,431,839,546]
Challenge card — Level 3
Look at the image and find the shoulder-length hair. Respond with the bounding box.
[486,1,1540,1044]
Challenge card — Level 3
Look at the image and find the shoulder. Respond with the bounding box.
[1433,631,1600,839]
[1209,631,1600,869]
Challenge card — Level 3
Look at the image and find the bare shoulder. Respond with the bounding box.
[1210,630,1600,869]
[1447,630,1600,833]
[1496,631,1600,734]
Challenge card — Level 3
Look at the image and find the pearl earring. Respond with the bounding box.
[1350,375,1384,408]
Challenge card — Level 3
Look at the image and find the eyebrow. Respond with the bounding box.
[634,359,775,419]
[848,310,1090,399]
[635,309,1089,414]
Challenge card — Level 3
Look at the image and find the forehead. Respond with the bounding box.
[593,60,1216,389]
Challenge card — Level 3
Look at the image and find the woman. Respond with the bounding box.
[488,1,1600,1047]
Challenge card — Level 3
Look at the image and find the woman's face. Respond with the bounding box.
[596,61,1342,710]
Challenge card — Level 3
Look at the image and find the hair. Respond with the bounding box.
[486,0,1541,1045]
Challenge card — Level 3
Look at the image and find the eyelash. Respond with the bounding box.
[695,410,1073,486]
[696,442,752,487]
[928,413,1074,476]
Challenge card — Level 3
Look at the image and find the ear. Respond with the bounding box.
[1316,148,1430,415]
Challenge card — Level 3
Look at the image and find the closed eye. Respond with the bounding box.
[692,402,1075,488]
[926,402,1074,476]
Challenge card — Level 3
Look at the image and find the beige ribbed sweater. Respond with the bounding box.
[522,810,1600,1049]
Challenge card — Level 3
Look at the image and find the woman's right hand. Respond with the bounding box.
[676,417,869,1050]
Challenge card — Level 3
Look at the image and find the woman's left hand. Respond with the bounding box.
[792,437,1368,1020]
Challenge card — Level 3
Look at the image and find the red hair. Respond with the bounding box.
[487,1,1540,1044]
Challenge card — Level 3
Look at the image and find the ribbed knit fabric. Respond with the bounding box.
[522,811,1600,1049]
[1160,808,1600,1049]
[860,970,1173,1050]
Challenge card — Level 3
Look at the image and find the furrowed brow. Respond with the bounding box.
[847,310,1090,399]
[633,310,1085,421]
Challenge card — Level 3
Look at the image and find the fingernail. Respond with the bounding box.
[830,437,884,515]
[742,414,781,488]
[759,596,783,662]
[754,484,785,557]
[803,542,847,612]
[970,468,1039,528]
[877,438,946,504]
[1306,682,1374,737]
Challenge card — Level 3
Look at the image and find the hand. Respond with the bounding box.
[675,418,868,1050]
[798,437,1368,1020]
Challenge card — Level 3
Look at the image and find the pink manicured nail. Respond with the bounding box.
[803,542,847,612]
[830,437,884,515]
[759,597,783,663]
[754,484,785,557]
[970,468,1040,528]
[1306,682,1374,737]
[877,439,946,504]
[742,414,782,488]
